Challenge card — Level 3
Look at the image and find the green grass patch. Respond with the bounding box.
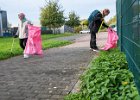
[0,33,73,60]
[41,33,75,40]
[42,40,71,49]
[64,49,140,100]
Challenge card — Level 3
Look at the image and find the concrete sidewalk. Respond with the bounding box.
[0,32,107,100]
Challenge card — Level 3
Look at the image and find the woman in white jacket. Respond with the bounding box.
[14,13,30,58]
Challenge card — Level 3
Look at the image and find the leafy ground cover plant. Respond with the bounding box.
[64,49,140,100]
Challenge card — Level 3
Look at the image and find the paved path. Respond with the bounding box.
[0,32,107,100]
[53,34,86,41]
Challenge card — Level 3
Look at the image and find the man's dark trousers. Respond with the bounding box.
[90,28,98,49]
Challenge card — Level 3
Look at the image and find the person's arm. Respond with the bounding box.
[14,25,19,38]
[94,12,109,28]
[25,21,31,37]
[16,28,19,36]
[102,22,109,28]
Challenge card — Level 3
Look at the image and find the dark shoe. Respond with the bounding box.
[93,46,99,49]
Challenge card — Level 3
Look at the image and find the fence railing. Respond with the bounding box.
[116,0,140,93]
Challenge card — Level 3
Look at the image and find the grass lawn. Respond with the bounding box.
[0,33,74,60]
[41,33,75,40]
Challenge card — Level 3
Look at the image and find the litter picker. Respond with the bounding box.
[10,38,15,54]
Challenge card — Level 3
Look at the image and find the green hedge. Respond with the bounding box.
[64,49,140,100]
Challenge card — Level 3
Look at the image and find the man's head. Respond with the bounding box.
[18,13,25,20]
[103,9,110,17]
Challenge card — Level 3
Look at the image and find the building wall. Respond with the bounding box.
[1,11,7,30]
[52,25,74,34]
[0,10,8,36]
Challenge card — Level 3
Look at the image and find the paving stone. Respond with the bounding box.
[0,33,108,100]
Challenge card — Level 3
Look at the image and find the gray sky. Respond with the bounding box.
[0,0,116,27]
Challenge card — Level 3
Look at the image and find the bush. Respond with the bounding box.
[74,26,82,33]
[41,30,53,34]
[64,49,140,100]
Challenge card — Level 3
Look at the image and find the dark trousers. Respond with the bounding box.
[90,29,98,49]
[19,38,28,50]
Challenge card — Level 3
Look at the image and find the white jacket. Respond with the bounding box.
[16,20,30,39]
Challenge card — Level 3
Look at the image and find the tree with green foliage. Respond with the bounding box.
[80,19,88,26]
[100,16,116,32]
[80,19,88,29]
[40,0,65,30]
[65,11,80,28]
[108,15,116,25]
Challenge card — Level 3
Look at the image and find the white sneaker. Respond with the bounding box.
[24,54,29,59]
[90,48,93,51]
[92,49,99,52]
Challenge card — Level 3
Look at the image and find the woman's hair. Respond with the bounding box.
[18,13,25,18]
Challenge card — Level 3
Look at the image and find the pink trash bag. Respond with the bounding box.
[24,25,43,55]
[101,28,118,51]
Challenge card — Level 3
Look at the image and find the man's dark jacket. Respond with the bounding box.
[91,11,108,33]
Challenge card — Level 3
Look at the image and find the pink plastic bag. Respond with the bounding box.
[101,28,118,51]
[24,25,43,55]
